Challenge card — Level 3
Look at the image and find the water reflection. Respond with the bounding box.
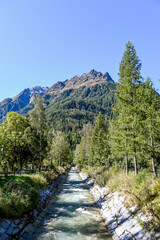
[28,167,111,240]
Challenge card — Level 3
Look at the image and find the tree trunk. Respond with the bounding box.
[125,136,128,175]
[150,130,156,177]
[39,161,42,172]
[132,122,138,175]
[125,152,128,175]
[39,133,42,172]
[134,155,138,175]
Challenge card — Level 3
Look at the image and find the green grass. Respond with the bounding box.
[0,173,48,219]
[83,166,160,230]
[0,175,33,188]
[0,168,65,219]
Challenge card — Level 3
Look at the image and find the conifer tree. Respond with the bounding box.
[91,112,109,167]
[114,41,143,175]
[140,78,160,176]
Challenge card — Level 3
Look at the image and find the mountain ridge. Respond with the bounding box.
[0,70,116,131]
[0,86,48,120]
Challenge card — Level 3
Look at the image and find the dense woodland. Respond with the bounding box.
[0,41,160,225]
[0,95,71,175]
[75,41,160,176]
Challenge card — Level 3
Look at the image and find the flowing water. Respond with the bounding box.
[28,167,111,240]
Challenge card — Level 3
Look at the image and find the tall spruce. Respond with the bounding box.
[114,41,143,175]
[91,112,109,167]
[140,78,160,176]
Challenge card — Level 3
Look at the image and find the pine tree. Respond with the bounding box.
[140,77,160,176]
[91,112,109,167]
[113,41,143,175]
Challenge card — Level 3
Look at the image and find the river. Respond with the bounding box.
[26,167,111,240]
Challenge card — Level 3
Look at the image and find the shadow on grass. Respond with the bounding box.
[0,175,33,188]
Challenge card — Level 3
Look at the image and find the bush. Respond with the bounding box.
[132,169,153,202]
[0,179,39,218]
[95,174,106,187]
[56,166,65,175]
[42,170,58,184]
[29,174,47,188]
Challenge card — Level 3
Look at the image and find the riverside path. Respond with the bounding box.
[25,167,111,240]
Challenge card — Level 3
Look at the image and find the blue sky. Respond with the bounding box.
[0,0,160,101]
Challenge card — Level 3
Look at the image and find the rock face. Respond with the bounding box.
[46,69,114,96]
[0,86,48,120]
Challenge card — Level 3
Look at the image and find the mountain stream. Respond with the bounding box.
[27,167,111,240]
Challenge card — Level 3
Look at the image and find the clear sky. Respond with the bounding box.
[0,0,160,101]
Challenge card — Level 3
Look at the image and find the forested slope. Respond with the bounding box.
[20,70,116,131]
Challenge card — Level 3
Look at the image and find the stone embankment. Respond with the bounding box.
[80,171,160,240]
[0,172,67,240]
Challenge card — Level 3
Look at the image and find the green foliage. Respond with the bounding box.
[0,169,63,219]
[29,174,47,188]
[0,112,29,173]
[28,95,47,171]
[55,166,66,175]
[45,82,115,132]
[90,112,110,166]
[42,170,58,184]
[0,179,39,218]
[109,41,160,176]
[74,123,93,168]
[49,130,71,167]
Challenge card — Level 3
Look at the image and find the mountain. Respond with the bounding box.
[0,86,48,121]
[0,70,116,131]
[42,69,116,131]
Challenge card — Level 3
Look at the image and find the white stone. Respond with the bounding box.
[115,225,125,236]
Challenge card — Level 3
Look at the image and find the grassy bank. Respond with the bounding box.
[0,166,66,219]
[82,166,160,230]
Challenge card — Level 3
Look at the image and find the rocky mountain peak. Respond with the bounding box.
[0,86,48,120]
[90,69,97,75]
[46,70,114,96]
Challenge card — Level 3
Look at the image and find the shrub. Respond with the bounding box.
[1,179,39,218]
[95,174,106,187]
[132,169,153,202]
[56,166,65,175]
[42,170,58,184]
[29,174,47,188]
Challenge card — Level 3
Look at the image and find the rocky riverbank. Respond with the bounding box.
[0,172,68,240]
[79,171,160,240]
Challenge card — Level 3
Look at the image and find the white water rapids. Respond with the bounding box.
[26,167,111,240]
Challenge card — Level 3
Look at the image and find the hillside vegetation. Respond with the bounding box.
[20,70,116,132]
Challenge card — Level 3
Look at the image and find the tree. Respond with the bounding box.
[113,41,143,175]
[29,95,47,171]
[73,123,93,168]
[0,112,28,174]
[50,131,70,167]
[91,112,109,167]
[139,78,160,176]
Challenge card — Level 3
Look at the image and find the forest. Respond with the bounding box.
[0,41,160,228]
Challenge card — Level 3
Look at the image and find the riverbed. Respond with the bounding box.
[26,167,111,240]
